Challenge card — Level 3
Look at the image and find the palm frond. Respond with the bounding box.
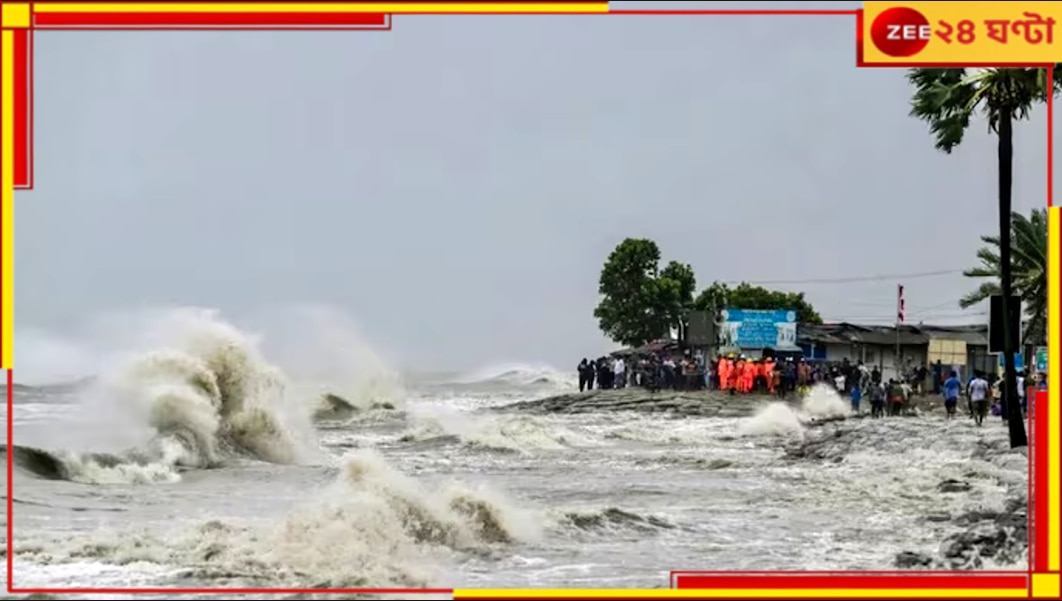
[959,209,1048,330]
[976,68,1045,130]
[1036,64,1062,98]
[959,280,1001,308]
[963,267,998,279]
[908,70,1052,331]
[910,68,1052,148]
[907,68,977,153]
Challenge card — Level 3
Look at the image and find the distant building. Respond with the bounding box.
[615,318,1030,385]
[797,322,993,382]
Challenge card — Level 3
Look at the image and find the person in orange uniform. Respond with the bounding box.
[751,359,763,393]
[718,356,731,391]
[763,358,776,394]
[739,357,754,393]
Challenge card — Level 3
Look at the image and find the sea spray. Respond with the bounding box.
[249,305,408,415]
[739,402,805,436]
[37,449,537,589]
[454,362,578,389]
[402,404,598,453]
[740,384,849,437]
[800,383,850,418]
[26,308,321,484]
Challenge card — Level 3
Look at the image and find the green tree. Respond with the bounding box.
[659,260,697,329]
[593,239,696,347]
[908,66,1061,448]
[959,208,1047,345]
[693,281,823,324]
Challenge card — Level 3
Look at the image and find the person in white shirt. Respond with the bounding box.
[968,371,991,426]
[1016,371,1027,415]
[613,357,626,389]
[834,374,846,392]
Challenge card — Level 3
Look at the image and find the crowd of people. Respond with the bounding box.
[577,351,1048,424]
[578,353,885,398]
[577,353,706,391]
[940,368,1045,426]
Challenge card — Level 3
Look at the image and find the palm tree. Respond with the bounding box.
[908,67,1061,449]
[959,208,1048,346]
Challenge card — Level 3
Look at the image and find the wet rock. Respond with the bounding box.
[937,479,972,493]
[938,519,1025,569]
[894,551,933,568]
[899,484,1028,570]
[783,428,848,462]
[495,389,787,418]
[313,393,397,421]
[702,458,735,470]
[562,507,677,532]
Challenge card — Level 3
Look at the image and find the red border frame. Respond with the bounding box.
[10,27,28,189]
[2,3,1056,598]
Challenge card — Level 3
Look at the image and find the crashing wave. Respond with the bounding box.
[738,384,851,437]
[21,450,538,589]
[451,363,577,389]
[11,310,317,484]
[397,413,599,454]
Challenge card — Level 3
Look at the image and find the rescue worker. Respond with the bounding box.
[718,356,731,392]
[764,358,777,394]
[740,357,755,393]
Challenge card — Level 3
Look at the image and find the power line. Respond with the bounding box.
[821,299,978,323]
[730,269,964,286]
[909,298,968,315]
[842,298,965,310]
[823,310,987,323]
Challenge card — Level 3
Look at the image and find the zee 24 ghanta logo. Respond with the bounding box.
[870,6,1056,58]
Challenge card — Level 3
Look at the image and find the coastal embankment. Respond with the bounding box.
[496,388,941,418]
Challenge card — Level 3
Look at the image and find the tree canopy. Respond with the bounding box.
[593,238,696,347]
[593,238,820,346]
[907,67,1061,154]
[693,282,823,324]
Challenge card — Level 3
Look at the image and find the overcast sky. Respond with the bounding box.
[13,0,1057,378]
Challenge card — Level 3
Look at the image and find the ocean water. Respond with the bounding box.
[0,309,1028,599]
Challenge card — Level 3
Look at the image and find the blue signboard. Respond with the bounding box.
[718,308,798,350]
[997,352,1026,371]
[798,343,827,361]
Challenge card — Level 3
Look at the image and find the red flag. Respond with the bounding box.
[897,284,905,323]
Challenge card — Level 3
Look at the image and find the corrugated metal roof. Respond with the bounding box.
[917,324,989,345]
[797,322,987,346]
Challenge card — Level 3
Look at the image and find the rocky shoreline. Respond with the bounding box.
[496,388,795,417]
[898,436,1028,570]
[784,420,1028,570]
[506,387,1029,571]
[497,388,943,418]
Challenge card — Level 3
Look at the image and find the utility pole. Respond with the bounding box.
[997,112,1027,448]
[896,284,904,380]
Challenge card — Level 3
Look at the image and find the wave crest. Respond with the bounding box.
[453,363,577,389]
[15,309,319,484]
[739,384,850,437]
[35,450,538,589]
